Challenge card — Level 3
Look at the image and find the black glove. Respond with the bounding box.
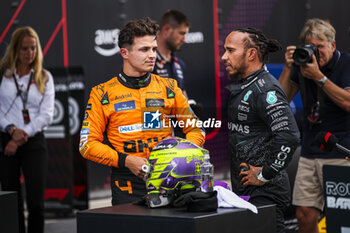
[173,191,218,212]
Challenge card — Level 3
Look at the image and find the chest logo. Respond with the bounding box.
[146,99,165,107]
[119,124,143,133]
[243,90,253,102]
[114,101,136,112]
[115,93,132,100]
[266,91,277,104]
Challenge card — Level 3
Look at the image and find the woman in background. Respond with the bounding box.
[0,26,55,233]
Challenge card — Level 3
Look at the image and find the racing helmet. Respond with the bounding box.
[145,137,208,208]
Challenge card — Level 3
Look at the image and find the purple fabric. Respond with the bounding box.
[239,196,250,201]
[213,180,231,190]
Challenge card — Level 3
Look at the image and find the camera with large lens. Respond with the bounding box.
[293,44,319,66]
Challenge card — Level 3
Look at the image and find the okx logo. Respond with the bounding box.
[143,110,161,129]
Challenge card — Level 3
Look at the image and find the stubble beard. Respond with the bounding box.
[228,61,247,80]
[228,55,248,80]
[166,39,180,52]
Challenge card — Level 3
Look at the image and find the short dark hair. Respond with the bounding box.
[160,9,190,29]
[234,27,281,63]
[118,17,159,49]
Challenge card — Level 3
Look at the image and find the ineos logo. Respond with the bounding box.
[94,28,120,57]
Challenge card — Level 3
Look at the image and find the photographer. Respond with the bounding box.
[279,18,350,233]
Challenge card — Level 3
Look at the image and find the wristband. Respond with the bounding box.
[117,151,128,167]
[257,169,270,183]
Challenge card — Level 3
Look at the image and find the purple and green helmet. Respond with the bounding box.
[145,137,208,208]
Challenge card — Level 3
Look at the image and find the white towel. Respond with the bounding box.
[214,186,258,214]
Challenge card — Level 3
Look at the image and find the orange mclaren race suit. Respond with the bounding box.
[79,72,205,204]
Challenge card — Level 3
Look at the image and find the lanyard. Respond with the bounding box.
[12,72,33,110]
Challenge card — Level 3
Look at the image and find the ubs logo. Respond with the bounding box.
[95,28,120,57]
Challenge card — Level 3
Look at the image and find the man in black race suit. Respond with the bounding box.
[222,28,300,233]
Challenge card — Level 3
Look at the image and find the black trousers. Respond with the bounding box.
[110,167,146,205]
[249,196,287,233]
[0,132,48,233]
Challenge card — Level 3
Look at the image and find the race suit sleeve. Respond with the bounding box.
[79,87,121,168]
[172,83,205,147]
[256,87,300,180]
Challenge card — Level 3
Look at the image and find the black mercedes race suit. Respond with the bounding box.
[226,68,300,233]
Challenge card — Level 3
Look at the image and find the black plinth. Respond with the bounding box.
[77,203,276,233]
[0,191,19,233]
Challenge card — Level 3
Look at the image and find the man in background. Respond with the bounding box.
[153,9,190,98]
[279,18,350,233]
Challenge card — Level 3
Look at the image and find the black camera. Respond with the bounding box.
[293,44,319,66]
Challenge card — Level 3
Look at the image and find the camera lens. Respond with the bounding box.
[293,48,312,65]
[293,44,318,66]
[297,50,308,60]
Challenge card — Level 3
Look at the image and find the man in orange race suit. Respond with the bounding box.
[79,17,205,205]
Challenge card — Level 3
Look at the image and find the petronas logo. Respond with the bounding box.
[266,91,277,104]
